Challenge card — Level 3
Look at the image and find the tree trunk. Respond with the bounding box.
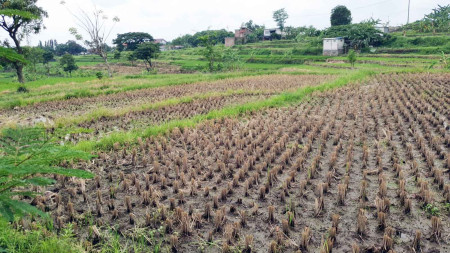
[13,63,25,83]
[101,51,112,77]
[11,36,25,83]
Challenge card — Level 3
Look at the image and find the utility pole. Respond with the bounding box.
[407,0,411,24]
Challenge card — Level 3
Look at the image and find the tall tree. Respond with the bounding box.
[42,50,53,75]
[62,2,119,77]
[330,5,352,26]
[113,32,154,51]
[55,40,86,56]
[171,29,233,48]
[0,1,48,83]
[198,35,220,72]
[273,8,289,32]
[59,53,78,76]
[133,42,160,72]
[23,46,43,73]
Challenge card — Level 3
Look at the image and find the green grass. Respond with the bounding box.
[0,71,277,110]
[55,89,267,127]
[0,76,96,92]
[0,220,83,253]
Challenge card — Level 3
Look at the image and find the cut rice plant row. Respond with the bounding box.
[22,73,449,252]
[0,74,334,128]
[70,93,273,143]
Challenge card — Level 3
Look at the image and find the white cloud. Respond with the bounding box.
[16,0,447,46]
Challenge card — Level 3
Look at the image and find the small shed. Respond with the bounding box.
[323,37,344,56]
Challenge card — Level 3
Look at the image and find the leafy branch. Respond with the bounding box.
[0,128,94,221]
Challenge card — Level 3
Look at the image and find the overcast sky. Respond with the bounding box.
[5,0,447,46]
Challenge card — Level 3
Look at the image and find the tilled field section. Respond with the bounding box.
[35,73,448,252]
[71,93,273,143]
[0,74,334,127]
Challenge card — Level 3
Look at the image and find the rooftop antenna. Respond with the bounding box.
[407,0,411,24]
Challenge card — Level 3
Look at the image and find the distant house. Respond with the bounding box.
[388,26,402,33]
[323,37,345,56]
[375,26,389,33]
[154,39,168,45]
[235,27,252,39]
[225,27,252,47]
[154,39,168,51]
[263,28,285,40]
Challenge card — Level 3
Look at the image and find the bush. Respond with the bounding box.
[322,20,386,49]
[382,35,449,48]
[96,72,103,80]
[17,85,29,93]
[347,50,357,68]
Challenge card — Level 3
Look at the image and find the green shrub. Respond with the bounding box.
[347,50,357,68]
[95,72,103,80]
[383,35,450,48]
[16,86,29,93]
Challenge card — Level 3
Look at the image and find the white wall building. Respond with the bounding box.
[323,37,345,56]
[375,26,389,33]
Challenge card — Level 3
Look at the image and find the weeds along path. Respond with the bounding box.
[0,74,333,128]
[35,72,449,252]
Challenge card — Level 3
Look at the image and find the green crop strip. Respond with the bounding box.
[55,89,272,127]
[74,70,375,152]
[0,71,278,110]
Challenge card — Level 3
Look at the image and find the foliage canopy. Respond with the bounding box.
[330,5,352,26]
[273,8,289,32]
[113,32,154,51]
[133,42,160,71]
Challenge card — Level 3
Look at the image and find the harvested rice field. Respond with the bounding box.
[24,73,449,252]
